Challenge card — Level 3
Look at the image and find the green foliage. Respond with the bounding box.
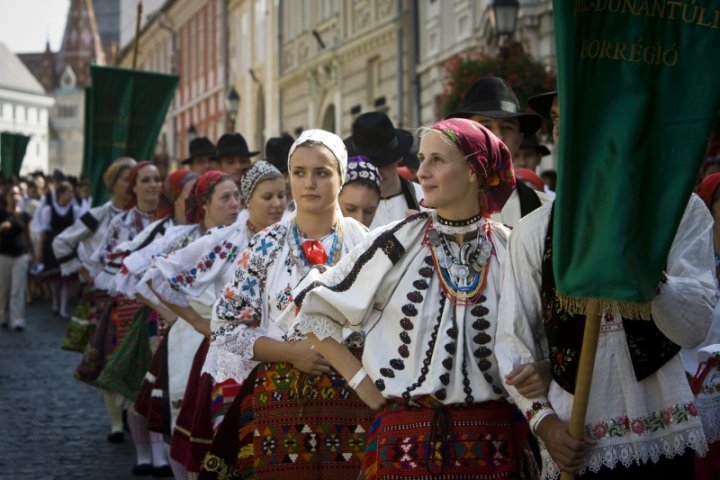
[438,44,556,120]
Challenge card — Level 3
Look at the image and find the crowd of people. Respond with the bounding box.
[0,76,718,480]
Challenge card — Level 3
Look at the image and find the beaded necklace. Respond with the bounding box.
[423,215,493,305]
[288,219,344,275]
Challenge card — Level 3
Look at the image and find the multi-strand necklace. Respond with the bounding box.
[424,213,492,304]
[288,219,344,275]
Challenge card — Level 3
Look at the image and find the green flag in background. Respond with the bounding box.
[0,132,31,178]
[81,86,92,178]
[552,1,720,317]
[88,65,178,206]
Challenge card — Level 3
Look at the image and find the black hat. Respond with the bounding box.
[447,76,541,138]
[351,112,414,167]
[51,168,66,182]
[216,133,259,158]
[399,150,419,169]
[528,91,557,121]
[519,135,551,157]
[265,133,295,173]
[181,137,217,165]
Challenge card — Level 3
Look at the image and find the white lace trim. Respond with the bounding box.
[295,312,343,343]
[541,426,708,479]
[697,394,720,444]
[202,343,259,384]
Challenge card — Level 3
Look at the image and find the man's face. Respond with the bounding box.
[550,96,560,145]
[190,156,212,175]
[514,148,542,171]
[219,155,252,183]
[470,115,523,156]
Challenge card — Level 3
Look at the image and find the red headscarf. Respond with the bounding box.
[186,171,230,223]
[698,172,720,211]
[515,168,545,192]
[154,169,198,220]
[429,118,516,214]
[124,161,153,209]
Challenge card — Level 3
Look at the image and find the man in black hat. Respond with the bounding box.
[447,76,549,227]
[181,137,216,175]
[265,133,295,210]
[216,132,259,185]
[516,134,551,172]
[351,112,423,230]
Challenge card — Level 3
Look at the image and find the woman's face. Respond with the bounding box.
[57,187,74,207]
[5,186,21,210]
[204,179,241,229]
[339,183,380,228]
[247,177,287,230]
[112,168,131,203]
[133,165,162,207]
[174,178,197,224]
[417,129,479,216]
[289,145,342,216]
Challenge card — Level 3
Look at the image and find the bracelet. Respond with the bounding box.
[347,367,367,390]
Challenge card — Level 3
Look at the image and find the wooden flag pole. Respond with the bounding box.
[559,303,601,480]
[132,1,143,69]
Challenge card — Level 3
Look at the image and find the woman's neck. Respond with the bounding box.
[135,198,157,214]
[110,195,126,210]
[295,209,338,239]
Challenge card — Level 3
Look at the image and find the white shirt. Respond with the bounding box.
[369,180,424,230]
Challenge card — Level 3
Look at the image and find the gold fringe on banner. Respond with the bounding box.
[556,293,653,320]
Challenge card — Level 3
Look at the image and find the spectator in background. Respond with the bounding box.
[216,133,259,186]
[265,132,295,211]
[516,134,551,172]
[181,137,216,176]
[0,184,34,331]
[541,170,557,193]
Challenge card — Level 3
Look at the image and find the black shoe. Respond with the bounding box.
[152,465,173,478]
[107,431,124,443]
[14,325,24,332]
[132,464,153,476]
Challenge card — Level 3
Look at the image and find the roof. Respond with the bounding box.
[0,42,46,94]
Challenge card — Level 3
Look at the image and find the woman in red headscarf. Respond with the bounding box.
[287,118,537,479]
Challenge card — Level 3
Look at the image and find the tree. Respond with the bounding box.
[438,43,556,121]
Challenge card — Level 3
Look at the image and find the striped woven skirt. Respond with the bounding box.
[363,399,530,479]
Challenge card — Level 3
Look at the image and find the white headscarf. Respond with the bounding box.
[288,129,348,183]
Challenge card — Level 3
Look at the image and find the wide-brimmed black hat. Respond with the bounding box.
[181,137,217,165]
[351,112,414,167]
[447,77,541,138]
[528,91,557,120]
[519,135,551,157]
[216,133,259,158]
[265,133,295,173]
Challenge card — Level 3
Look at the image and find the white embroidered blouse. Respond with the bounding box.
[495,196,717,479]
[205,215,369,384]
[291,211,511,406]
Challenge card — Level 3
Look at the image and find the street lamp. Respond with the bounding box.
[225,87,240,132]
[492,0,520,59]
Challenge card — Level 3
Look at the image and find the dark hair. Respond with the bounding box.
[56,181,74,197]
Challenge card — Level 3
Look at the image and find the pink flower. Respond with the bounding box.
[620,416,630,429]
[688,403,698,416]
[631,419,645,434]
[593,424,608,438]
[661,408,673,425]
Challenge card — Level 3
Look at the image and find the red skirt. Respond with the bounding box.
[363,399,529,479]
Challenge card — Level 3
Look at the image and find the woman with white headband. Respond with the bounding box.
[200,129,373,478]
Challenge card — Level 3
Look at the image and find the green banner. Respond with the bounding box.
[552,1,720,316]
[81,86,92,178]
[88,65,178,206]
[0,132,31,178]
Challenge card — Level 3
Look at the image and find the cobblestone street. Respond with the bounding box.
[0,302,135,479]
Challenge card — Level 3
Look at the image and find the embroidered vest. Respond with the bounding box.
[541,205,681,394]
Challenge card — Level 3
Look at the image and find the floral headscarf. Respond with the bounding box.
[430,118,516,214]
[288,129,348,183]
[186,171,230,223]
[344,155,382,195]
[240,160,282,203]
[698,173,720,211]
[102,157,136,190]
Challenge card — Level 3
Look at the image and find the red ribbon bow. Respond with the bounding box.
[302,240,327,265]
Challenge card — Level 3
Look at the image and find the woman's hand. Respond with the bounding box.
[536,414,595,474]
[288,339,332,376]
[505,360,551,398]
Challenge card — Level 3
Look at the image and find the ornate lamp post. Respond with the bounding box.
[492,0,520,58]
[225,87,240,132]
